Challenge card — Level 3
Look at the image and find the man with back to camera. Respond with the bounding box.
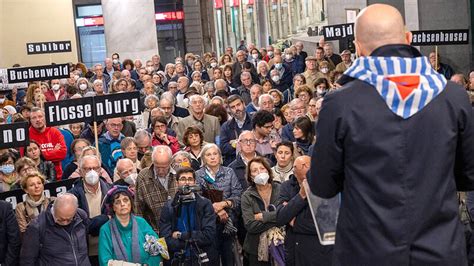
[309,4,474,265]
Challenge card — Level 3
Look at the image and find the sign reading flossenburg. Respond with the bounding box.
[411,29,469,46]
[26,41,72,55]
[7,63,69,83]
[44,91,141,126]
[323,23,354,41]
[0,122,29,149]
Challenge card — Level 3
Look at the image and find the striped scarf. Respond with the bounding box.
[344,56,447,119]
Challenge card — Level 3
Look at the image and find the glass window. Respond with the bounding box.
[77,5,103,18]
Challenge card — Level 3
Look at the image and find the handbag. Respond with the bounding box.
[107,260,140,266]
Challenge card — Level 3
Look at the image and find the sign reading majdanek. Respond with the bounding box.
[323,23,354,41]
[44,91,141,127]
[411,29,469,46]
[0,122,29,149]
[7,63,69,83]
[27,41,72,54]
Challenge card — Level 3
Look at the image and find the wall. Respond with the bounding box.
[418,0,471,74]
[0,0,78,68]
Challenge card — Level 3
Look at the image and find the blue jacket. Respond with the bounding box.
[68,178,112,218]
[281,123,295,142]
[59,128,75,171]
[227,155,249,191]
[219,113,253,166]
[159,193,217,265]
[96,132,125,174]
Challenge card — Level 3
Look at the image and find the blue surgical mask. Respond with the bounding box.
[0,164,15,174]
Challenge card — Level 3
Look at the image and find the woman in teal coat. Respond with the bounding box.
[99,185,164,266]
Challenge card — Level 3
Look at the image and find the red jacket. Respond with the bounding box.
[44,89,67,102]
[151,134,180,154]
[29,127,67,180]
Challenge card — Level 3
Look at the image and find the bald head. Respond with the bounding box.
[355,4,410,56]
[53,193,78,226]
[294,155,311,182]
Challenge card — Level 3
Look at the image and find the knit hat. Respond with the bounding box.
[103,185,135,215]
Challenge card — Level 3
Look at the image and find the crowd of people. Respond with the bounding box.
[0,25,473,266]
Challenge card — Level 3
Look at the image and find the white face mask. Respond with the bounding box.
[268,51,274,57]
[275,63,282,70]
[254,172,270,185]
[252,54,259,59]
[85,170,99,185]
[52,84,60,91]
[320,68,329,74]
[317,88,324,95]
[210,62,217,68]
[79,84,88,91]
[124,173,137,186]
[0,98,5,104]
[112,59,119,64]
[285,54,293,60]
[271,76,280,83]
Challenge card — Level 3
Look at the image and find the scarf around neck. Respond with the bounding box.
[344,56,447,119]
[110,215,141,263]
[25,194,45,217]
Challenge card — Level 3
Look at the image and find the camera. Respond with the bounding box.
[177,185,201,203]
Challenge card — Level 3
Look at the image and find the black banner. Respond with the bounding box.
[27,41,72,55]
[44,91,141,126]
[0,178,78,209]
[0,122,29,149]
[45,97,94,127]
[7,63,69,83]
[411,29,469,46]
[323,23,354,41]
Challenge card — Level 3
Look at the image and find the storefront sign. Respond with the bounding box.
[26,41,72,55]
[7,63,69,83]
[0,122,29,149]
[44,91,141,126]
[323,23,354,41]
[0,178,78,209]
[411,29,469,46]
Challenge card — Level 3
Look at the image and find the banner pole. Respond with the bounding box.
[435,45,438,70]
[94,121,99,151]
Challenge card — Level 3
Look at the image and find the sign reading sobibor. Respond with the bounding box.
[44,91,141,126]
[0,122,29,149]
[26,41,72,54]
[7,63,69,83]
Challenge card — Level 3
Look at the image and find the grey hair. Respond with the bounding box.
[79,155,101,170]
[258,94,274,105]
[240,71,251,79]
[199,143,223,167]
[93,79,103,86]
[53,192,79,209]
[238,130,256,141]
[134,129,152,144]
[211,96,225,105]
[144,94,159,107]
[152,145,173,162]
[189,94,205,104]
[160,91,176,105]
[172,151,193,164]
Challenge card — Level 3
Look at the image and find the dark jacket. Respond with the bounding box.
[231,85,252,105]
[0,201,20,265]
[38,158,57,183]
[227,155,249,191]
[80,124,107,145]
[240,182,281,255]
[68,178,112,217]
[309,45,474,265]
[173,105,190,118]
[220,113,253,166]
[269,63,293,92]
[20,206,91,266]
[276,175,332,266]
[159,193,217,265]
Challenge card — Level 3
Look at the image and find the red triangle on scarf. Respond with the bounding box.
[386,75,420,100]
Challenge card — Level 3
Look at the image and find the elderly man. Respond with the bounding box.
[324,43,342,67]
[176,76,190,108]
[281,98,307,142]
[135,145,178,232]
[303,56,320,91]
[152,54,164,71]
[160,96,180,133]
[259,93,274,112]
[228,130,258,191]
[176,94,220,144]
[214,78,228,92]
[294,41,308,61]
[220,95,253,166]
[231,72,253,105]
[92,79,105,96]
[21,193,93,265]
[97,117,125,173]
[29,107,67,179]
[90,63,111,91]
[309,4,474,265]
[335,50,353,73]
[246,84,263,114]
[114,158,138,190]
[69,155,111,265]
[134,129,152,160]
[277,155,333,265]
[270,55,293,91]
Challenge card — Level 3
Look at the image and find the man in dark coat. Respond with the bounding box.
[309,4,474,266]
[277,156,332,266]
[0,200,20,265]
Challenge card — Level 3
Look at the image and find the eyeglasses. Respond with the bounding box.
[82,167,101,172]
[108,123,122,128]
[239,139,256,145]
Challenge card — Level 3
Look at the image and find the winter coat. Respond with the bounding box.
[309,44,474,265]
[219,113,253,166]
[0,201,20,265]
[276,175,332,265]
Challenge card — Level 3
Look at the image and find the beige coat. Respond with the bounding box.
[15,196,55,233]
